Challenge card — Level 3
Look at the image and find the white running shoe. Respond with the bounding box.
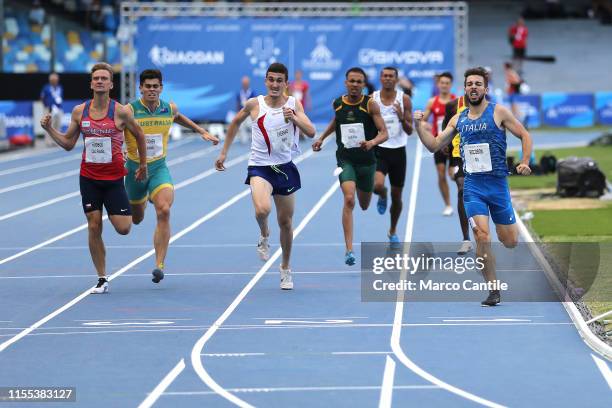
[257,236,270,261]
[457,240,473,255]
[91,277,109,294]
[280,267,293,290]
[442,206,454,216]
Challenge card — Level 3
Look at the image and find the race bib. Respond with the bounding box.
[85,137,112,163]
[145,133,164,158]
[464,143,492,173]
[270,123,293,153]
[340,123,365,149]
[383,114,400,138]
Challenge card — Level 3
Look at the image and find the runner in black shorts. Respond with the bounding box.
[371,66,413,244]
[442,95,472,255]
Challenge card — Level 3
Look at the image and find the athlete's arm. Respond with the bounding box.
[284,99,315,138]
[171,102,219,145]
[422,98,434,121]
[40,105,82,151]
[215,97,255,170]
[414,110,458,152]
[118,104,148,181]
[441,98,458,132]
[363,99,388,151]
[400,94,413,135]
[312,117,335,152]
[495,104,532,175]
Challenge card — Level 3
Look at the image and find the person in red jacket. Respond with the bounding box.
[508,17,528,74]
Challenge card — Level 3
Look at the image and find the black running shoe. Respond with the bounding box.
[481,290,500,307]
[152,268,164,283]
[91,277,109,294]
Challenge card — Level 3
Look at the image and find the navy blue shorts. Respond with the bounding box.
[80,175,131,216]
[463,174,515,225]
[245,161,301,196]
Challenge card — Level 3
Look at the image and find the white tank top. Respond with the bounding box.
[372,90,408,148]
[249,95,297,166]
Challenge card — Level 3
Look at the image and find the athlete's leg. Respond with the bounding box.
[456,175,470,241]
[496,223,519,249]
[151,186,174,268]
[273,193,295,269]
[389,186,403,236]
[374,171,388,202]
[86,210,107,278]
[470,215,496,283]
[131,202,147,225]
[341,180,356,253]
[356,189,373,211]
[436,162,451,207]
[250,176,273,238]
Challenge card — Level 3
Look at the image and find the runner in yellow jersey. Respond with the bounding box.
[124,69,219,283]
[442,94,472,255]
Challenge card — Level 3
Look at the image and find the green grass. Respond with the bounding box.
[508,145,612,190]
[530,206,612,239]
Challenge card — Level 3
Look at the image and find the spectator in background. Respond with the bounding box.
[29,0,45,25]
[508,16,528,74]
[288,69,310,112]
[40,73,63,147]
[504,62,523,118]
[236,76,254,144]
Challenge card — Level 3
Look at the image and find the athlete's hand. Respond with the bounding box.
[360,140,375,151]
[282,107,295,123]
[312,139,323,152]
[413,110,425,122]
[516,163,531,176]
[215,152,227,171]
[393,102,403,119]
[200,130,219,145]
[135,164,148,181]
[40,114,52,130]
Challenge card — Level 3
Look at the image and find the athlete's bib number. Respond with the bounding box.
[464,143,492,173]
[146,134,164,158]
[340,123,365,149]
[383,115,400,139]
[270,124,293,153]
[85,137,112,163]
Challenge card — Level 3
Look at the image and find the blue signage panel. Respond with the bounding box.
[512,94,541,129]
[136,17,454,123]
[595,92,612,125]
[542,93,594,127]
[0,101,33,144]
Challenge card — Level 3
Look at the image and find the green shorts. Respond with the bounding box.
[338,160,376,193]
[125,158,173,204]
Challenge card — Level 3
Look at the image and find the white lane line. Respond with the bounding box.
[442,319,531,323]
[0,173,250,352]
[0,322,576,338]
[379,356,396,408]
[188,181,340,408]
[0,271,360,279]
[0,169,80,195]
[252,316,368,320]
[591,354,612,390]
[387,142,506,408]
[0,143,217,222]
[0,153,81,176]
[162,385,439,396]
[74,318,193,322]
[0,242,352,250]
[427,316,544,319]
[202,351,390,357]
[0,191,81,222]
[138,359,185,408]
[0,153,249,265]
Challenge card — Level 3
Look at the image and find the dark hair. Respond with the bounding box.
[463,66,489,87]
[266,62,289,81]
[381,66,398,77]
[90,62,113,80]
[140,69,163,85]
[438,71,453,82]
[345,67,367,80]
